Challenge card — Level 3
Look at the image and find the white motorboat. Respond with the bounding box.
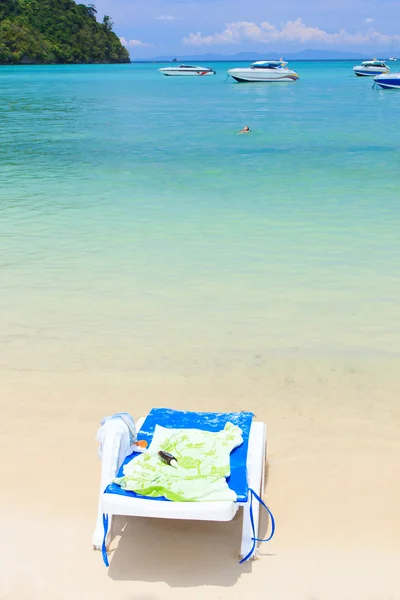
[158,64,216,76]
[374,72,400,89]
[227,60,299,83]
[353,60,390,76]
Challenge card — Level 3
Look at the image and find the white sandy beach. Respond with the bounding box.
[1,354,399,600]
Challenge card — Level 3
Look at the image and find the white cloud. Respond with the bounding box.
[365,18,374,23]
[120,37,153,48]
[156,15,176,21]
[183,18,400,46]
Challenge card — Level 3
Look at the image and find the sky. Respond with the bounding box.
[91,0,400,57]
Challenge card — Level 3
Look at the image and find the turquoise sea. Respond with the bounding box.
[1,60,399,374]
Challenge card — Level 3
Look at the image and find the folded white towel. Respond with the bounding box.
[96,412,145,469]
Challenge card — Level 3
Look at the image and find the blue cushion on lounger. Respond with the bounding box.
[105,408,254,503]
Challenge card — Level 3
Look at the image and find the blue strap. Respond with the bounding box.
[100,490,273,566]
[102,513,110,567]
[239,488,276,564]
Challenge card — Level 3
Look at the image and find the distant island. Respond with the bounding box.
[136,49,367,62]
[0,0,130,64]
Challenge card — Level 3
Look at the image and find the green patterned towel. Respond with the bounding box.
[113,421,243,502]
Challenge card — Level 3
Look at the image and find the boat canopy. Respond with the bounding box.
[251,61,284,69]
[361,60,387,67]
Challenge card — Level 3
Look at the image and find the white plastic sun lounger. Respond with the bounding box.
[93,409,274,564]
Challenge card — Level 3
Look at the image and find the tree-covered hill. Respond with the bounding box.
[0,0,130,64]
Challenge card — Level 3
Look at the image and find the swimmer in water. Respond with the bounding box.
[238,125,251,134]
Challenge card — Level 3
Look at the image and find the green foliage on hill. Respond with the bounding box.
[0,0,130,64]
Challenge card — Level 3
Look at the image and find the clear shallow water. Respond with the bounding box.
[1,61,399,372]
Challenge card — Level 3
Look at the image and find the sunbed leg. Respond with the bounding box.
[92,422,126,549]
[240,423,266,561]
[240,496,256,560]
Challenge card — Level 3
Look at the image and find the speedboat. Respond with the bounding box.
[373,72,400,88]
[227,60,299,82]
[353,60,390,76]
[158,64,216,76]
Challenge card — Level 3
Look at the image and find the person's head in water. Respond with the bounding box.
[239,125,251,133]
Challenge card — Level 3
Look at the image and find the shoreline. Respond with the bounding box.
[0,60,131,66]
